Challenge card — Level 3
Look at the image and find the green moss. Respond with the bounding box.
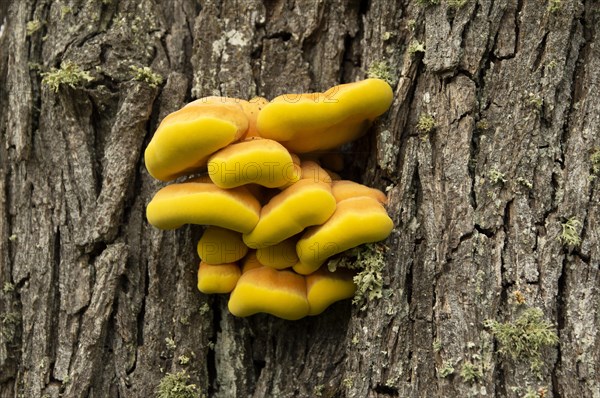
[547,0,561,12]
[41,61,94,92]
[527,94,543,112]
[487,168,506,185]
[438,361,455,378]
[559,217,582,247]
[408,41,425,57]
[516,177,533,189]
[165,337,177,350]
[416,113,436,134]
[130,65,163,88]
[156,371,198,398]
[367,61,397,86]
[3,282,15,294]
[590,149,600,175]
[328,243,386,310]
[26,20,43,36]
[484,307,558,373]
[178,355,190,365]
[460,361,483,383]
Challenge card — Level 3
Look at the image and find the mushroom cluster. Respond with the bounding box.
[145,78,395,320]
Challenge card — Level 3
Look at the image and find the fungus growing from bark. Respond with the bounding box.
[257,78,393,152]
[295,197,393,275]
[146,179,261,233]
[196,226,248,264]
[208,138,300,188]
[145,102,248,181]
[144,79,396,320]
[197,261,241,294]
[243,179,336,249]
[228,266,309,320]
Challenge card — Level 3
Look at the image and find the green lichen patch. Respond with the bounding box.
[26,19,43,36]
[156,371,199,398]
[590,148,600,175]
[1,312,20,342]
[367,61,398,86]
[438,360,455,378]
[484,307,558,373]
[487,168,507,185]
[559,217,582,247]
[547,0,561,13]
[408,41,425,57]
[416,113,436,134]
[41,61,95,92]
[328,243,386,310]
[130,65,163,88]
[460,361,483,383]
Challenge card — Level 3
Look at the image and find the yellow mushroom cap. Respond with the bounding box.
[331,180,388,204]
[256,79,393,153]
[197,226,249,264]
[197,261,241,294]
[145,102,248,181]
[208,138,301,188]
[300,160,332,184]
[294,197,393,274]
[228,266,309,320]
[243,179,337,249]
[255,237,299,270]
[146,179,261,233]
[306,267,356,315]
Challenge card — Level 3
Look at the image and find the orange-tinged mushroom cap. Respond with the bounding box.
[146,179,261,233]
[208,138,300,188]
[255,237,299,269]
[300,160,332,184]
[197,261,241,294]
[294,196,393,274]
[306,267,356,315]
[197,226,249,264]
[331,180,388,204]
[145,102,248,181]
[256,79,393,153]
[243,179,336,249]
[228,266,309,320]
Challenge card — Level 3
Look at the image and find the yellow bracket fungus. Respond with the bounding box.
[145,79,396,320]
[146,179,261,233]
[208,138,300,188]
[197,226,248,264]
[331,180,388,204]
[197,261,241,294]
[243,179,336,249]
[228,266,309,320]
[299,160,333,183]
[256,78,393,152]
[255,237,299,269]
[295,197,393,275]
[306,267,356,315]
[145,102,248,181]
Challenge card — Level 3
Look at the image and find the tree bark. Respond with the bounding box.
[1,0,599,397]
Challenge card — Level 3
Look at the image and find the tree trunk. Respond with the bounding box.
[1,0,599,397]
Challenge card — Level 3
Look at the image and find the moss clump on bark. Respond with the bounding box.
[156,371,199,398]
[484,307,558,373]
[41,61,94,92]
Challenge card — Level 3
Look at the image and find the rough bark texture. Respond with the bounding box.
[1,0,599,397]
